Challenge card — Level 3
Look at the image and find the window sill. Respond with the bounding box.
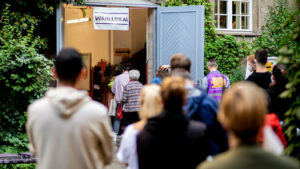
[216,30,261,37]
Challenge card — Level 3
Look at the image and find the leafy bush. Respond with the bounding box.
[252,0,296,56]
[277,0,300,160]
[164,0,251,76]
[0,4,53,154]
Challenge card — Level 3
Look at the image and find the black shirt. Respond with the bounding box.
[246,71,272,89]
[137,112,209,169]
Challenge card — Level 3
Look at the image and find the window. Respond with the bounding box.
[214,0,252,31]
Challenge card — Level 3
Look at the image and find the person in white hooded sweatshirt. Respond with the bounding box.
[26,48,113,169]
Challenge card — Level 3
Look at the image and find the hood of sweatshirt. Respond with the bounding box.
[46,87,90,118]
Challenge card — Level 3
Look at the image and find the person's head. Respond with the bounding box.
[171,68,191,80]
[161,77,186,113]
[123,64,131,72]
[206,59,218,71]
[170,54,191,72]
[156,66,169,78]
[112,65,122,76]
[272,64,288,87]
[255,49,268,65]
[139,84,163,121]
[218,82,267,145]
[247,54,256,71]
[129,69,140,81]
[55,48,84,85]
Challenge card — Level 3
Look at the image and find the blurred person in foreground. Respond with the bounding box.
[150,65,169,85]
[137,77,210,169]
[246,49,272,89]
[197,82,299,169]
[26,48,113,169]
[170,54,228,156]
[122,69,144,126]
[201,59,230,102]
[117,84,163,169]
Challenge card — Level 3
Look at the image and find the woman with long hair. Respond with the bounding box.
[117,84,163,169]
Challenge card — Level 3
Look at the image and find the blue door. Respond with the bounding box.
[155,6,205,84]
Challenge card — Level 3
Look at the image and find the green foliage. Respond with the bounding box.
[252,0,296,56]
[0,4,53,155]
[164,0,251,76]
[277,0,300,161]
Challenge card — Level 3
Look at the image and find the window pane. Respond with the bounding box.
[214,15,219,28]
[232,1,241,15]
[214,0,218,14]
[241,2,248,15]
[220,15,227,28]
[220,1,227,14]
[242,16,249,29]
[232,16,240,29]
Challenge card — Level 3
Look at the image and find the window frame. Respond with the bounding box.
[214,0,252,32]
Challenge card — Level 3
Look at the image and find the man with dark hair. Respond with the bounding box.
[201,59,230,102]
[246,49,272,89]
[170,54,228,156]
[26,48,113,169]
[112,64,130,135]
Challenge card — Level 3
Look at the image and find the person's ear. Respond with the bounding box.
[78,68,87,80]
[52,68,58,80]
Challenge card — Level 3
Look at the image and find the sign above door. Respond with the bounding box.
[93,7,129,31]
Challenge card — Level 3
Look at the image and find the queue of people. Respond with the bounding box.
[25,47,299,169]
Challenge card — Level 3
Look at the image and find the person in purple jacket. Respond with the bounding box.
[201,59,230,102]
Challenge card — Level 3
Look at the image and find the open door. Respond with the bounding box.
[155,6,205,84]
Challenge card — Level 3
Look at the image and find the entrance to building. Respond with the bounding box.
[57,2,205,102]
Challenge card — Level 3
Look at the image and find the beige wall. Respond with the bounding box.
[64,5,110,66]
[131,9,147,54]
[113,8,147,64]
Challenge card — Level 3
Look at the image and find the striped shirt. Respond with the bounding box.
[122,81,143,112]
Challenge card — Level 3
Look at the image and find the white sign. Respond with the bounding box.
[93,7,129,31]
[245,56,277,79]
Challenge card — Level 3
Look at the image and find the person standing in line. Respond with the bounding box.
[201,59,230,102]
[150,65,169,85]
[122,69,143,126]
[137,77,210,169]
[246,49,272,89]
[112,65,130,135]
[117,84,163,169]
[197,82,299,169]
[245,54,256,79]
[170,54,228,156]
[26,48,113,169]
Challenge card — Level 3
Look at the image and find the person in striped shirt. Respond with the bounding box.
[122,69,143,126]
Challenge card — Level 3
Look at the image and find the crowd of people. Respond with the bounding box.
[26,48,299,169]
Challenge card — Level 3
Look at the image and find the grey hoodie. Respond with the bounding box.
[26,87,113,169]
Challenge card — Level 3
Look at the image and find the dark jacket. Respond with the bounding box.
[184,87,228,155]
[198,144,299,169]
[246,71,272,89]
[137,112,209,169]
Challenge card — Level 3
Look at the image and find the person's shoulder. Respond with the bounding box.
[28,97,49,114]
[197,151,234,169]
[81,100,108,117]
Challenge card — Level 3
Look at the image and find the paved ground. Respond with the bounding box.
[105,136,126,169]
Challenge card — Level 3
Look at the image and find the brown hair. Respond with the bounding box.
[161,77,186,113]
[156,66,169,78]
[206,58,218,68]
[170,54,191,72]
[218,82,267,143]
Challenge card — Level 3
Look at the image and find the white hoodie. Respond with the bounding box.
[26,87,113,169]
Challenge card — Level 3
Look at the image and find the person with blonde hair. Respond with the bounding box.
[117,84,163,169]
[137,77,210,169]
[197,82,298,169]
